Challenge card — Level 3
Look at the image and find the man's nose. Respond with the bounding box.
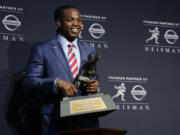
[72,20,79,26]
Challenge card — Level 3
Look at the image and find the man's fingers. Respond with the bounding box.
[88,79,97,84]
[66,85,77,96]
[86,79,99,93]
[87,86,98,92]
[87,80,99,86]
[66,88,77,96]
[87,84,98,88]
[56,78,77,96]
[73,86,77,93]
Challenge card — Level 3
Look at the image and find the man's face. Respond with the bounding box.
[58,8,82,42]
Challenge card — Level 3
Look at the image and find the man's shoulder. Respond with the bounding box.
[78,40,91,47]
[33,37,57,50]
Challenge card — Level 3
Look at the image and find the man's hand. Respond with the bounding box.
[56,78,77,96]
[86,79,99,93]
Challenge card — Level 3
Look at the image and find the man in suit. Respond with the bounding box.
[23,5,99,135]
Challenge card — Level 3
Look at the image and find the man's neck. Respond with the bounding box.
[58,34,78,48]
[58,33,76,43]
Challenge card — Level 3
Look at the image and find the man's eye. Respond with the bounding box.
[66,18,73,21]
[78,19,82,23]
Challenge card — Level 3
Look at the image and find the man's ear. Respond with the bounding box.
[56,19,61,27]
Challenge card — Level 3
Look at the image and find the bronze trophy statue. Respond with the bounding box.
[60,52,116,118]
[74,52,101,94]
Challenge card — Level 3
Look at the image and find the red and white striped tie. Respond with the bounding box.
[68,44,78,80]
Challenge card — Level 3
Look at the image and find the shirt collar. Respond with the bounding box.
[57,34,78,49]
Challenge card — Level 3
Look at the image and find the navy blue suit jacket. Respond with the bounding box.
[23,35,97,115]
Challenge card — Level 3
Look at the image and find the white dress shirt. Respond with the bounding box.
[54,34,81,92]
[57,34,80,72]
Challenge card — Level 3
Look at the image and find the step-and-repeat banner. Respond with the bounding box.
[0,0,180,135]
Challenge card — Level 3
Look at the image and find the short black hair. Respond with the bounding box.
[54,5,78,22]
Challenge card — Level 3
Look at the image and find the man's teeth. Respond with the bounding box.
[71,28,78,32]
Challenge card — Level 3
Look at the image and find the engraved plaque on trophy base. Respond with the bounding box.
[60,93,117,118]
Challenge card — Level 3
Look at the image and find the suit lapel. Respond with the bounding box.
[50,37,73,81]
[78,40,87,69]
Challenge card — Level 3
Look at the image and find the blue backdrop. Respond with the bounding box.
[0,0,180,135]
